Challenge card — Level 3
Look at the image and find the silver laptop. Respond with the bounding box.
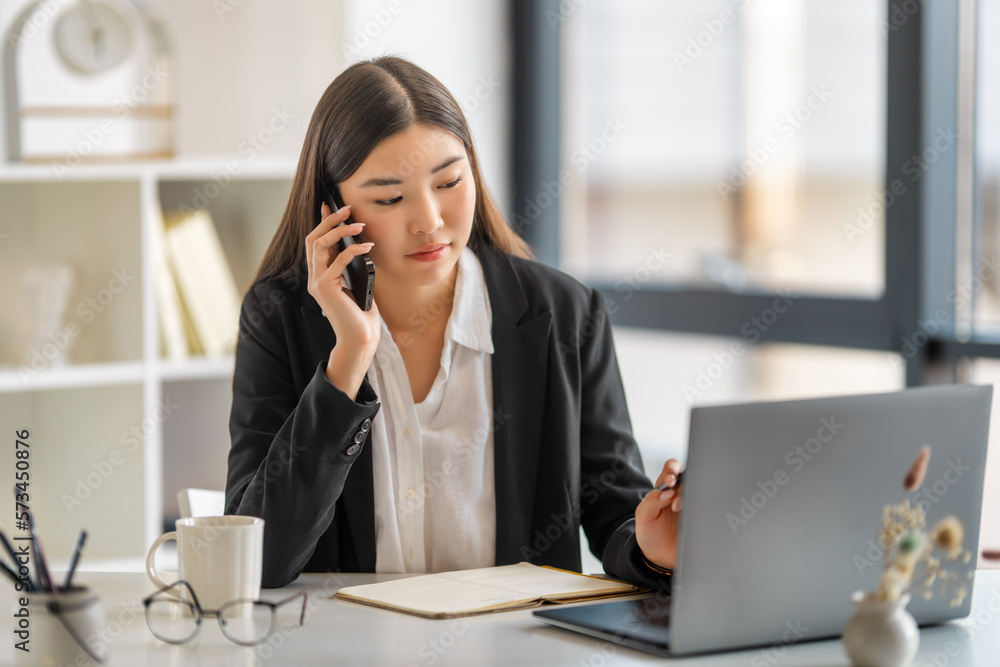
[535,384,993,656]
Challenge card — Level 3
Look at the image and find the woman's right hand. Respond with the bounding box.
[634,458,684,571]
[306,203,381,399]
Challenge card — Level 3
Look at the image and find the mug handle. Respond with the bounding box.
[145,531,177,593]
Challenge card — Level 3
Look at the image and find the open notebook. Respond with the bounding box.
[333,562,643,618]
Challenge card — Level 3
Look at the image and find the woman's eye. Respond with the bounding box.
[373,178,460,206]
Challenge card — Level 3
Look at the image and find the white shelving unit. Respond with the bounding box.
[0,157,294,561]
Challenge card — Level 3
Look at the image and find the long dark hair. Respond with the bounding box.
[252,57,531,286]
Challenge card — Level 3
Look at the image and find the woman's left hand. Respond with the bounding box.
[634,458,684,570]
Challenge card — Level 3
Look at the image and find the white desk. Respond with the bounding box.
[3,570,999,666]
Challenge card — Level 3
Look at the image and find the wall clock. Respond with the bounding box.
[2,0,174,164]
[54,1,134,75]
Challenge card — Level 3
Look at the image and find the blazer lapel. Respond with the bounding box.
[477,246,552,565]
[300,302,376,571]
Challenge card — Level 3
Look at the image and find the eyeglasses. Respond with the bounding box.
[142,580,307,646]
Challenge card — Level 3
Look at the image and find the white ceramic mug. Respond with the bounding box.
[146,516,264,610]
[13,586,107,666]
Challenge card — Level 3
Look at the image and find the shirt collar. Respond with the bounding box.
[445,247,494,355]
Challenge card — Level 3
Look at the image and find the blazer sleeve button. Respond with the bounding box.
[353,431,365,444]
[347,444,361,456]
[361,418,371,432]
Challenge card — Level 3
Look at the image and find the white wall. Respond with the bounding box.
[2,0,508,182]
[341,0,510,210]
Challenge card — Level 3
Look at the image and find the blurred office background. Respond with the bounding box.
[0,0,997,571]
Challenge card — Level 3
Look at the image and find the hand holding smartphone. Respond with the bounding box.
[321,184,375,311]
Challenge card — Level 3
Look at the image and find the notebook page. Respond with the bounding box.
[440,562,636,600]
[335,574,538,616]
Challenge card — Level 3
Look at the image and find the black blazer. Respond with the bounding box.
[226,243,670,589]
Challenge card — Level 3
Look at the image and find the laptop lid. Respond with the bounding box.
[668,384,992,655]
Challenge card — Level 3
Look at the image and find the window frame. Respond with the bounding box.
[509,0,997,385]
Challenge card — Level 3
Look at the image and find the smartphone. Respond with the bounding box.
[322,184,375,311]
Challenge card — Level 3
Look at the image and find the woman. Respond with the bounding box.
[225,56,683,588]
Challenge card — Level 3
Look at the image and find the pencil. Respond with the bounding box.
[63,530,87,590]
[26,512,55,594]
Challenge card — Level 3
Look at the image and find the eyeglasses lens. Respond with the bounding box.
[146,598,199,643]
[219,601,273,645]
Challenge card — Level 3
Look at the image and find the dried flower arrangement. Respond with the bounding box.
[872,445,974,606]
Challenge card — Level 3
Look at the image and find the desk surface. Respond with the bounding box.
[3,570,999,666]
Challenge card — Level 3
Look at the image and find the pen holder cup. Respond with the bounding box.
[12,586,107,666]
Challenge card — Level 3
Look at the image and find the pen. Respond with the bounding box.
[13,485,57,595]
[63,530,87,591]
[653,470,684,492]
[27,512,55,593]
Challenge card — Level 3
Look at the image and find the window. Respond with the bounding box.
[509,0,999,565]
[562,0,885,297]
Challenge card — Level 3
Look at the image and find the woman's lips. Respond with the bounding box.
[408,243,449,262]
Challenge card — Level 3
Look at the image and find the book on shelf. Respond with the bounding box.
[160,208,240,358]
[153,205,189,360]
[333,562,643,619]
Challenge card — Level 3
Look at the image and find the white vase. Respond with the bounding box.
[843,591,919,667]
